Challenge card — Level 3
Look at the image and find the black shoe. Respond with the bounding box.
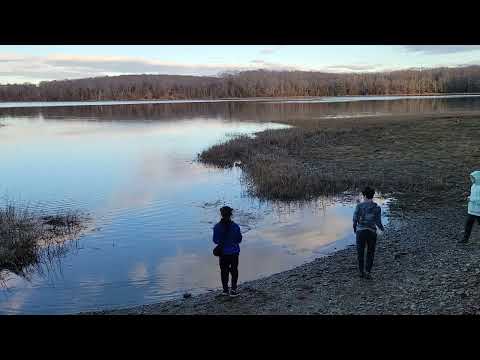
[365,272,372,280]
[229,289,239,297]
[359,271,365,278]
[220,289,229,296]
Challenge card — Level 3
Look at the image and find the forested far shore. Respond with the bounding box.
[2,66,480,102]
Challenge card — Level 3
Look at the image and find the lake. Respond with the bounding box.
[1,95,479,314]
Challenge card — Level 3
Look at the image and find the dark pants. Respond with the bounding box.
[356,230,377,273]
[464,214,480,241]
[219,254,239,291]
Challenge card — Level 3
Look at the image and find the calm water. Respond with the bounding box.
[1,95,478,314]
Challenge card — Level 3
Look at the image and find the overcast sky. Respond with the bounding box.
[1,45,480,84]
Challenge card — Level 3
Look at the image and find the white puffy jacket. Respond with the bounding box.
[468,170,480,216]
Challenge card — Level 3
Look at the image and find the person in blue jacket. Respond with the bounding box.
[213,206,242,297]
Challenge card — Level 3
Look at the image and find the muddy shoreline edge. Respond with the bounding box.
[87,204,480,315]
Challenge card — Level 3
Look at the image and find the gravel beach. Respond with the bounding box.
[90,203,480,315]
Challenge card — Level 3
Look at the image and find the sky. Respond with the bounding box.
[1,45,480,84]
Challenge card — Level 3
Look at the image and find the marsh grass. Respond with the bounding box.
[199,112,480,210]
[0,202,86,285]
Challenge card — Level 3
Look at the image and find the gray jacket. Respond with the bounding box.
[353,200,384,233]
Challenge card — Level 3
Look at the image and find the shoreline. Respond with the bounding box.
[89,203,480,315]
[2,93,480,108]
[86,111,480,315]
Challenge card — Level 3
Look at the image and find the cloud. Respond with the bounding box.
[250,60,393,73]
[259,46,285,55]
[128,262,148,283]
[259,48,277,55]
[3,47,479,84]
[404,45,480,54]
[322,64,385,73]
[0,52,312,84]
[0,53,271,84]
[249,59,298,71]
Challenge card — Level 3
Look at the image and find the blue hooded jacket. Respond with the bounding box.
[213,220,242,255]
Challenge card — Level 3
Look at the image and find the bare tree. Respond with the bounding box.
[1,66,480,101]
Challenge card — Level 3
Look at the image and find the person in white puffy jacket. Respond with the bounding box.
[459,170,480,243]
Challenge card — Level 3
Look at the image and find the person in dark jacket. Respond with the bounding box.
[353,186,384,279]
[213,206,242,297]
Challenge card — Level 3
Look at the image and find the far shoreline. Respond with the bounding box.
[2,93,480,109]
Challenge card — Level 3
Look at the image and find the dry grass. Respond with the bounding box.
[199,112,480,212]
[0,202,86,285]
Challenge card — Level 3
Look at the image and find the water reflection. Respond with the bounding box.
[0,98,428,314]
[2,95,480,124]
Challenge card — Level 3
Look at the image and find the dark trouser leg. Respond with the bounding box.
[230,254,239,290]
[464,214,477,242]
[356,232,366,274]
[365,231,377,273]
[219,256,230,292]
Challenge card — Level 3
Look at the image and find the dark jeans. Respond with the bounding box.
[219,254,239,291]
[464,214,480,241]
[356,230,377,273]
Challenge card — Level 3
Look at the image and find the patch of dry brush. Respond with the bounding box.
[0,203,86,284]
[199,112,480,211]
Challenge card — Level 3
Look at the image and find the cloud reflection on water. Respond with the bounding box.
[0,105,393,314]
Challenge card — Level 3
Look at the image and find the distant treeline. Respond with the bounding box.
[2,67,480,101]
